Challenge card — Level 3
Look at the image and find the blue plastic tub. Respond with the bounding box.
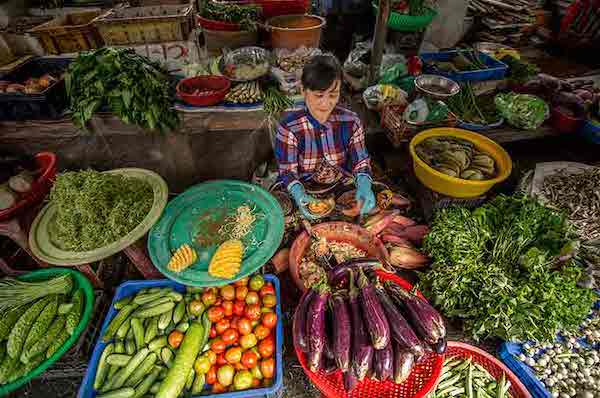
[498,300,600,398]
[457,117,504,131]
[578,118,600,144]
[420,50,508,82]
[78,275,284,398]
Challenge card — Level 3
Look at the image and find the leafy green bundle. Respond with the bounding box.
[66,48,179,133]
[49,170,154,251]
[421,195,597,341]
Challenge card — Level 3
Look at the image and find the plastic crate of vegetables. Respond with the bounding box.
[420,50,508,82]
[498,301,600,398]
[78,274,283,398]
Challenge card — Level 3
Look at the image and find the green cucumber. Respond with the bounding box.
[114,296,133,310]
[126,352,157,387]
[166,292,183,302]
[132,367,160,398]
[144,317,158,344]
[107,354,133,367]
[191,371,205,394]
[125,339,136,355]
[148,336,168,352]
[133,302,175,319]
[133,291,168,306]
[66,289,84,335]
[149,382,160,394]
[46,328,69,359]
[7,296,54,359]
[97,387,135,398]
[186,287,203,294]
[157,307,173,330]
[117,319,131,340]
[126,324,134,342]
[160,347,174,368]
[0,306,27,341]
[138,297,173,311]
[94,343,114,390]
[175,322,189,333]
[22,315,65,363]
[164,321,176,335]
[111,348,150,389]
[156,321,205,398]
[103,304,137,342]
[130,318,144,350]
[172,300,186,325]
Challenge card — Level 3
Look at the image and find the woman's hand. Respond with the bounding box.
[355,174,376,216]
[288,182,318,220]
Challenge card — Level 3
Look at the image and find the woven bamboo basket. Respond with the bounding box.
[27,11,104,55]
[92,4,194,45]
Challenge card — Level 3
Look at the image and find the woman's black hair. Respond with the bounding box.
[301,54,342,91]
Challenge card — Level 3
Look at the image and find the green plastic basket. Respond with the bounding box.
[372,4,437,31]
[0,268,94,396]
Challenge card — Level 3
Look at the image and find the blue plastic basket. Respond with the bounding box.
[420,50,508,82]
[78,275,284,398]
[498,300,600,398]
[578,118,600,144]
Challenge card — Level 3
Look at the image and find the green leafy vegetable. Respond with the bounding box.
[500,55,540,85]
[421,195,597,341]
[66,48,179,133]
[200,0,261,31]
[447,83,501,125]
[49,169,154,251]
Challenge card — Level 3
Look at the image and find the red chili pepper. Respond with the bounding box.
[407,56,423,76]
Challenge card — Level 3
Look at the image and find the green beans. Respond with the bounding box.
[263,86,294,119]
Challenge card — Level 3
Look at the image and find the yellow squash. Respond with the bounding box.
[208,240,244,279]
[167,244,197,272]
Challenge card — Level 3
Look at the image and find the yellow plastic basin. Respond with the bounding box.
[409,128,513,198]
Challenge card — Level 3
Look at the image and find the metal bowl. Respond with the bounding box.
[220,46,270,82]
[415,74,460,99]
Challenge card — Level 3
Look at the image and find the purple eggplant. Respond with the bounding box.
[357,269,390,349]
[374,343,394,382]
[293,289,316,352]
[374,282,425,357]
[343,369,359,393]
[307,283,331,372]
[385,281,446,346]
[331,291,351,371]
[348,270,373,381]
[393,344,415,384]
[328,258,383,287]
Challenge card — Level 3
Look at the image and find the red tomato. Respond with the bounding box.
[222,328,239,345]
[233,300,245,317]
[220,285,236,301]
[237,318,253,336]
[241,350,258,369]
[230,316,239,329]
[262,294,277,308]
[217,353,228,366]
[262,312,277,329]
[235,286,249,301]
[222,300,234,317]
[207,306,225,323]
[249,275,265,292]
[206,366,217,385]
[209,326,217,338]
[225,346,242,364]
[234,277,249,287]
[234,361,248,371]
[202,290,217,306]
[260,358,275,379]
[233,369,253,390]
[250,320,260,328]
[245,291,260,305]
[217,364,235,386]
[215,319,230,335]
[258,336,274,358]
[245,304,261,321]
[259,283,275,298]
[211,338,227,354]
[206,350,217,365]
[254,324,270,340]
[252,378,261,388]
[214,298,222,307]
[240,333,258,350]
[212,381,227,393]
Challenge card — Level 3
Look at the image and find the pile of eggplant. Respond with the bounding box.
[293,262,446,394]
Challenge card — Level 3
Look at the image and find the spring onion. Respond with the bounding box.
[0,274,72,313]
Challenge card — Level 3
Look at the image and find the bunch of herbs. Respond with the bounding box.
[49,169,154,251]
[421,195,597,341]
[200,0,261,31]
[66,48,179,133]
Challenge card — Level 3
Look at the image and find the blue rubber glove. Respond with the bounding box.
[288,182,318,220]
[355,174,376,216]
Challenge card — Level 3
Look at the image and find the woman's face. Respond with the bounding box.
[303,79,341,124]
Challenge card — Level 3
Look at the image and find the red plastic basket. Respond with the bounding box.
[176,76,231,107]
[0,152,57,221]
[294,270,444,398]
[443,342,531,398]
[256,0,310,19]
[197,14,242,31]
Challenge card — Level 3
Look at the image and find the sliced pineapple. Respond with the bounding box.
[209,239,244,279]
[167,244,197,272]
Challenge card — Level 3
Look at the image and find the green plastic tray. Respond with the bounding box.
[28,168,169,266]
[0,268,94,396]
[148,180,285,287]
[372,4,437,31]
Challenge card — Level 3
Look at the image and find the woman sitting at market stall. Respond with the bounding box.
[274,55,376,220]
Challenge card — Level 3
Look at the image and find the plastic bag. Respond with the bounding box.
[495,92,549,130]
[343,41,371,78]
[379,63,408,85]
[362,84,408,111]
